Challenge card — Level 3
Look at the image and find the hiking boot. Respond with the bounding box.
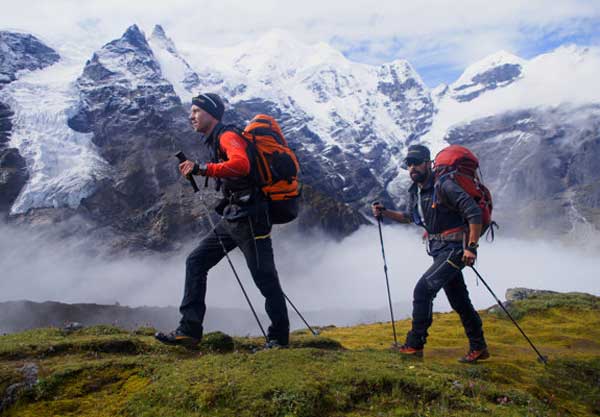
[393,344,424,358]
[264,339,289,349]
[154,329,200,347]
[458,348,490,363]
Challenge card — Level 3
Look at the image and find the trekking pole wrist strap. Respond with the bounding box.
[466,242,478,255]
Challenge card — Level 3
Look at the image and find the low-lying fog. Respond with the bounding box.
[1,222,599,333]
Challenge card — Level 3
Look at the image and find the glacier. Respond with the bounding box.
[0,49,110,214]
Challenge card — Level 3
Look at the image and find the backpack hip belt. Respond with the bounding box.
[226,189,254,205]
[425,226,467,242]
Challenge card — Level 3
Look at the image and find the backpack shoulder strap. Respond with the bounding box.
[219,124,243,136]
[217,124,264,187]
[211,124,245,157]
[432,170,453,209]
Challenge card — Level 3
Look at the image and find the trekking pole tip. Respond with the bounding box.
[538,355,549,365]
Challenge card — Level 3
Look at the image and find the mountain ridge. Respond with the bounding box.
[0,26,599,249]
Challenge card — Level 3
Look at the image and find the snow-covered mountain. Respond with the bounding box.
[425,45,600,151]
[423,45,600,237]
[147,25,202,102]
[147,26,434,206]
[447,50,526,102]
[1,24,600,249]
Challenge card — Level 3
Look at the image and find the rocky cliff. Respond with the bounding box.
[1,26,599,250]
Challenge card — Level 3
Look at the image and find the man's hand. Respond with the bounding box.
[372,202,386,219]
[462,248,477,266]
[179,160,206,177]
[371,203,411,224]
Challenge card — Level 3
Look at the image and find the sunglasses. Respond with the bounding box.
[406,158,425,167]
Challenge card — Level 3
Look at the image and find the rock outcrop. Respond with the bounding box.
[0,31,59,86]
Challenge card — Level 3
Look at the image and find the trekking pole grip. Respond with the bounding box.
[372,200,384,221]
[175,151,199,193]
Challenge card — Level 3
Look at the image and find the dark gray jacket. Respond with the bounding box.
[402,173,482,255]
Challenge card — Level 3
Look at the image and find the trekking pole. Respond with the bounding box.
[175,152,269,343]
[283,292,320,336]
[373,202,398,347]
[470,266,548,365]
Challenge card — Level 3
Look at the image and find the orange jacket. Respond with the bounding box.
[205,131,250,178]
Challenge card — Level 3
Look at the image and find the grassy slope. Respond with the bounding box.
[0,293,599,417]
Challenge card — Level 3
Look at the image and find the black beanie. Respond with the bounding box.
[191,93,225,120]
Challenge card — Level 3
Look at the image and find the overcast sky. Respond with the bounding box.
[2,0,600,86]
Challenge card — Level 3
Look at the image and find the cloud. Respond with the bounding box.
[1,221,599,332]
[2,0,600,85]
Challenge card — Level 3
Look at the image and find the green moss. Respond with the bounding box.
[0,328,65,359]
[4,361,150,417]
[123,350,501,417]
[232,335,343,353]
[494,292,599,320]
[198,331,235,353]
[0,327,166,360]
[133,327,157,336]
[534,358,600,415]
[0,364,22,397]
[1,293,600,416]
[33,362,139,400]
[289,335,343,350]
[72,325,130,337]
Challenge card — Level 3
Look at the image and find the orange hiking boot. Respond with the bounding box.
[458,348,490,363]
[154,329,200,348]
[393,344,424,358]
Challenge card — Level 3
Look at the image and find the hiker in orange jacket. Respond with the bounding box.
[155,93,289,348]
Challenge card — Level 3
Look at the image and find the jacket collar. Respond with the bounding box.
[203,122,226,148]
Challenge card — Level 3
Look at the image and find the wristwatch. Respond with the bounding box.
[467,242,478,254]
[192,162,208,176]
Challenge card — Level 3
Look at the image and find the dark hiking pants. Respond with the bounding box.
[406,247,486,350]
[178,217,290,344]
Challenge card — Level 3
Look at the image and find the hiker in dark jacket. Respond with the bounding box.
[372,144,488,363]
[155,93,289,348]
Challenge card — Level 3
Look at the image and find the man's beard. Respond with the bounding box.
[410,170,428,183]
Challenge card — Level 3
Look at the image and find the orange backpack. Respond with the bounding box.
[239,114,301,224]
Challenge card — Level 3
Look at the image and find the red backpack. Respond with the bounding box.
[433,145,495,236]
